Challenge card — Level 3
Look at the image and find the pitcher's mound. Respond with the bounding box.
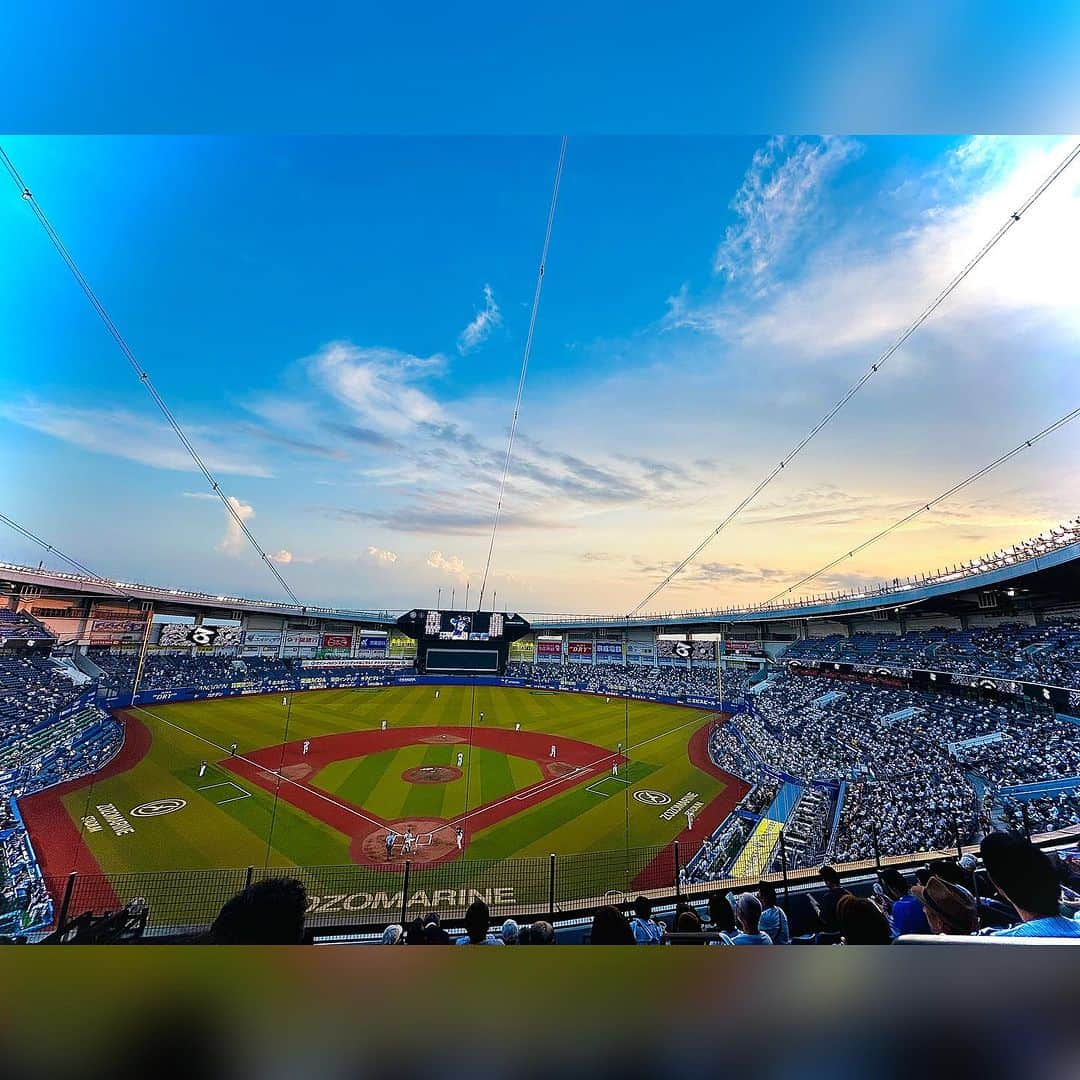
[418,733,466,745]
[402,765,462,785]
[280,763,314,781]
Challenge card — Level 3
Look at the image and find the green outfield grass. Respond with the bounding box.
[52,686,727,924]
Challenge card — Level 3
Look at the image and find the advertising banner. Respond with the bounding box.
[724,640,761,656]
[243,629,283,647]
[158,623,241,649]
[567,641,593,661]
[509,637,536,661]
[284,630,321,648]
[626,640,657,665]
[657,639,694,661]
[595,641,623,664]
[536,639,562,661]
[88,618,146,645]
[388,631,417,658]
[322,633,353,650]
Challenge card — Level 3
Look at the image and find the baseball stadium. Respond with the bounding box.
[3,131,1080,947]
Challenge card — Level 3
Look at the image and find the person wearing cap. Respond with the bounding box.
[911,877,978,936]
[500,918,520,945]
[422,912,450,944]
[980,832,1080,939]
[880,867,930,937]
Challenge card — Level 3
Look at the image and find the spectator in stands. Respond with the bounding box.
[980,832,1080,938]
[730,894,772,945]
[422,912,450,944]
[836,895,892,945]
[815,865,849,933]
[706,892,737,937]
[589,905,636,945]
[380,924,404,944]
[880,867,930,937]
[629,895,664,945]
[756,881,790,944]
[670,909,705,944]
[500,918,520,945]
[208,877,307,944]
[911,877,978,936]
[456,899,504,945]
[527,920,555,945]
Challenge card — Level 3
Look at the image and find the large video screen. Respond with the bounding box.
[425,648,500,672]
[421,610,504,641]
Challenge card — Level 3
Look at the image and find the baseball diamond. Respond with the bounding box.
[17,685,745,918]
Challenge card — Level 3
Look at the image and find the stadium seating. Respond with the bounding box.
[782,617,1080,689]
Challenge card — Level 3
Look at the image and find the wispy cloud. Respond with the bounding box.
[3,399,272,478]
[308,341,445,434]
[713,135,862,284]
[457,284,501,354]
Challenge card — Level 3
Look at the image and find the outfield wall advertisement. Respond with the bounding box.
[509,637,536,661]
[536,639,562,662]
[595,640,624,664]
[567,641,593,662]
[243,629,283,647]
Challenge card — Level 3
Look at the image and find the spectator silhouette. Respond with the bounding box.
[208,878,307,944]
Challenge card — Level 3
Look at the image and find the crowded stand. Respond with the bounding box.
[503,661,750,700]
[783,616,1080,689]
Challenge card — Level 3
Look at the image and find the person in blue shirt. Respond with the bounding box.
[880,867,930,937]
[730,893,773,945]
[629,895,665,944]
[756,880,789,944]
[980,831,1080,939]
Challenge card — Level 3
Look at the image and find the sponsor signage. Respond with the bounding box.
[243,629,283,646]
[159,623,241,648]
[724,640,761,655]
[322,633,353,650]
[284,630,321,648]
[536,639,562,659]
[567,641,593,657]
[509,637,536,661]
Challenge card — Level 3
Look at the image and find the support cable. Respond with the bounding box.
[628,140,1080,616]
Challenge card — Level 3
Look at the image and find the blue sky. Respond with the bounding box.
[2,135,1079,613]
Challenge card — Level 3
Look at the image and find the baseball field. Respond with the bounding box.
[21,685,748,927]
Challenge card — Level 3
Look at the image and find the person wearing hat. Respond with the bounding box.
[422,912,450,944]
[911,876,978,936]
[380,924,404,944]
[980,832,1080,938]
[500,918,520,944]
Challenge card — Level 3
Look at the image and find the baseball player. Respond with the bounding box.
[403,829,416,855]
[612,761,618,777]
[456,826,464,850]
[229,742,237,756]
[478,711,484,723]
[456,751,464,768]
[550,744,557,759]
[435,689,440,700]
[514,722,520,732]
[198,760,207,778]
[381,719,388,730]
[282,696,288,707]
[302,739,310,756]
[686,809,695,831]
[384,830,396,859]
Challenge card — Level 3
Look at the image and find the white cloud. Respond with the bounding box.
[366,545,398,564]
[183,492,255,555]
[308,341,445,434]
[426,549,467,577]
[457,284,502,354]
[713,136,861,283]
[1,400,272,478]
[269,549,294,564]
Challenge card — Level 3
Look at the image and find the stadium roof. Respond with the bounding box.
[2,519,1078,632]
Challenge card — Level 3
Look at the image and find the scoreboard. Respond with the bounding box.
[395,610,531,675]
